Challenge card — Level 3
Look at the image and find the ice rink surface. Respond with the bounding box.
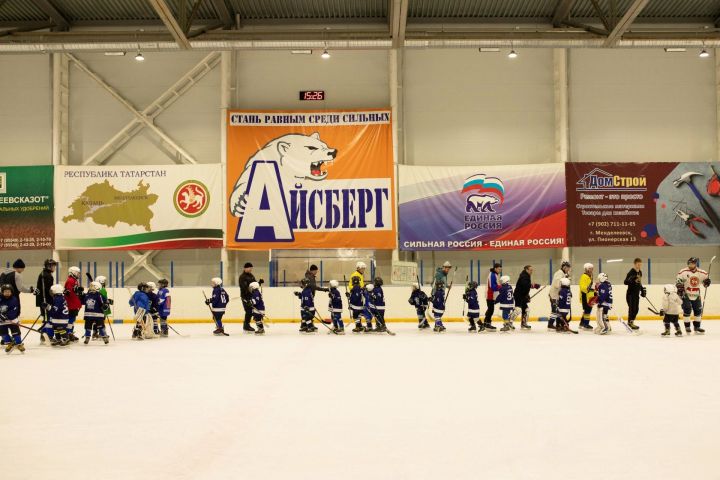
[2,321,719,480]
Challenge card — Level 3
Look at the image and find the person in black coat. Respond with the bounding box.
[623,258,644,330]
[238,262,264,332]
[514,265,540,330]
[303,265,328,297]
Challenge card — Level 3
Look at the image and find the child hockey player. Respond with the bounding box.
[408,283,430,329]
[157,278,171,337]
[249,281,265,335]
[296,278,317,333]
[595,273,613,335]
[432,279,446,332]
[81,281,109,345]
[578,263,595,331]
[328,280,345,334]
[92,276,113,340]
[463,281,482,332]
[368,277,387,333]
[497,275,516,332]
[64,266,83,342]
[145,282,160,335]
[348,276,366,333]
[205,277,229,336]
[129,282,151,340]
[1,284,23,353]
[548,261,571,330]
[660,284,683,337]
[556,278,573,333]
[676,257,710,335]
[48,284,70,346]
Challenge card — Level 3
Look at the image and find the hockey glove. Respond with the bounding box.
[703,278,711,288]
[102,304,109,311]
[204,299,212,305]
[659,309,665,317]
[345,292,350,299]
[41,302,48,310]
[676,286,685,297]
[107,299,114,305]
[63,289,70,296]
[74,285,84,295]
[30,286,38,295]
[462,294,467,301]
[258,278,265,285]
[294,292,302,298]
[640,287,647,297]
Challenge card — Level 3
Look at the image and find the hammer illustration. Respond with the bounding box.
[673,171,720,234]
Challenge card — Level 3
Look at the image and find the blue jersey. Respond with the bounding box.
[597,281,613,308]
[328,287,343,313]
[409,289,429,310]
[211,286,229,313]
[558,287,572,314]
[251,289,265,314]
[432,287,445,314]
[349,285,364,310]
[129,291,150,311]
[157,287,171,317]
[50,294,69,323]
[498,283,514,309]
[369,286,385,311]
[147,291,159,313]
[465,288,480,313]
[82,291,105,320]
[300,287,315,311]
[0,295,20,322]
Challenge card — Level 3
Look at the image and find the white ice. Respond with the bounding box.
[2,321,719,480]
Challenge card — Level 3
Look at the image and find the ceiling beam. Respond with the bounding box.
[389,0,408,48]
[604,0,650,46]
[552,0,575,28]
[561,20,607,37]
[588,0,611,31]
[209,0,233,28]
[147,0,191,49]
[30,0,69,30]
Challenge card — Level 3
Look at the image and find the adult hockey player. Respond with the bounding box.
[36,259,56,342]
[409,283,430,329]
[48,284,70,346]
[659,284,683,337]
[348,276,366,333]
[64,266,83,342]
[239,263,263,333]
[463,281,482,332]
[0,284,23,353]
[578,263,595,331]
[676,257,710,335]
[432,261,452,295]
[206,277,229,336]
[368,277,387,333]
[296,278,317,333]
[514,265,540,330]
[548,261,571,330]
[304,265,329,296]
[497,275,516,332]
[556,278,573,333]
[328,280,345,334]
[81,282,109,345]
[482,263,502,331]
[595,273,613,335]
[249,281,265,335]
[431,280,446,332]
[623,258,644,330]
[0,258,35,315]
[156,278,171,337]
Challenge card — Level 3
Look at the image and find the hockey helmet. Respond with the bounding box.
[356,261,367,270]
[583,263,593,271]
[687,257,699,267]
[146,281,157,291]
[95,275,107,286]
[374,277,383,287]
[43,259,57,269]
[366,284,374,292]
[329,279,339,288]
[442,261,452,268]
[467,281,478,290]
[561,261,571,270]
[0,284,12,295]
[597,273,608,283]
[211,277,223,287]
[411,282,420,290]
[499,275,510,285]
[664,284,676,295]
[68,266,81,277]
[249,281,260,291]
[137,282,148,291]
[88,281,101,292]
[50,284,64,295]
[158,278,169,287]
[560,278,571,287]
[351,276,361,286]
[300,278,310,288]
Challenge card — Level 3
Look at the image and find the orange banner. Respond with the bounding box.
[226,109,396,250]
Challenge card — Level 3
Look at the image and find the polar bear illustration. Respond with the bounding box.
[465,194,499,213]
[229,132,338,218]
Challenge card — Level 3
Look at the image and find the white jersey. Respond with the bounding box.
[661,292,683,316]
[676,268,708,301]
[549,270,567,301]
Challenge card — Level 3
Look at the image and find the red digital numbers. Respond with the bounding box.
[299,91,325,100]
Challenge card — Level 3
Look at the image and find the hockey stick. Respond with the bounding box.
[529,285,547,299]
[20,314,43,343]
[647,307,660,316]
[556,316,578,334]
[29,275,49,344]
[461,275,468,317]
[703,255,716,306]
[166,324,187,337]
[17,323,42,334]
[444,266,458,303]
[313,311,339,334]
[202,290,228,335]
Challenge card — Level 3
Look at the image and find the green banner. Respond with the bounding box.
[0,165,54,249]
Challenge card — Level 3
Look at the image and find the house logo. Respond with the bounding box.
[577,168,646,191]
[462,174,504,231]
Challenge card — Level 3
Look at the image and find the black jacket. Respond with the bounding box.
[624,268,643,296]
[36,268,54,306]
[304,271,328,295]
[514,270,533,303]
[239,271,256,301]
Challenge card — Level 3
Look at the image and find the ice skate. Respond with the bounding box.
[213,327,226,336]
[84,336,90,345]
[102,335,109,344]
[477,323,485,333]
[16,343,25,352]
[520,319,531,330]
[333,326,345,335]
[255,327,265,335]
[5,342,15,353]
[352,323,364,333]
[68,332,79,342]
[661,325,671,337]
[306,324,318,333]
[483,323,497,332]
[675,329,683,337]
[418,320,430,329]
[243,323,256,333]
[693,321,705,335]
[433,323,446,333]
[375,324,387,333]
[468,323,477,333]
[628,320,639,330]
[500,322,511,332]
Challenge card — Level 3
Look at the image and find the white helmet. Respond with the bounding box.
[211,277,223,286]
[366,284,374,292]
[499,275,510,285]
[664,284,676,294]
[50,284,64,295]
[249,281,260,291]
[412,282,420,290]
[560,278,571,287]
[443,261,452,267]
[329,279,339,288]
[95,275,107,286]
[583,263,593,271]
[356,261,367,270]
[597,273,608,283]
[89,281,101,292]
[146,282,156,291]
[68,266,80,277]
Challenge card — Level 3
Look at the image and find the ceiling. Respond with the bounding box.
[0,0,719,52]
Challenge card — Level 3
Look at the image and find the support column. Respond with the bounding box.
[554,48,571,264]
[716,48,720,163]
[390,48,404,264]
[52,53,69,268]
[220,51,233,284]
